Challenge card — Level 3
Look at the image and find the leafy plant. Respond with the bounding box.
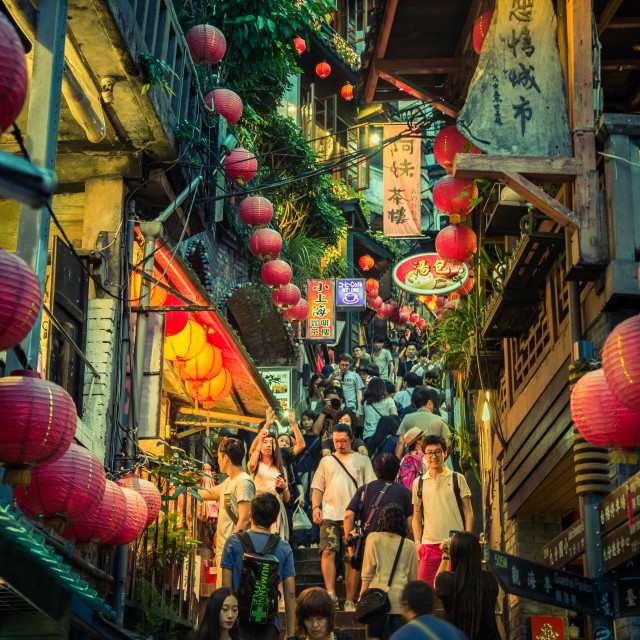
[134,580,181,640]
[140,53,179,96]
[144,511,200,568]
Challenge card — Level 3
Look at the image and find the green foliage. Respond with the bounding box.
[140,53,178,96]
[144,511,199,567]
[134,584,181,640]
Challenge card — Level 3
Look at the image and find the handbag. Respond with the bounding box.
[292,504,312,531]
[351,482,392,570]
[355,537,405,624]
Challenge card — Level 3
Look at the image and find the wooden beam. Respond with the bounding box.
[376,58,460,75]
[377,68,458,118]
[372,90,413,103]
[597,0,625,34]
[499,171,579,232]
[363,0,399,106]
[629,85,640,108]
[445,0,484,95]
[601,60,640,71]
[179,408,265,423]
[606,17,640,28]
[453,153,583,182]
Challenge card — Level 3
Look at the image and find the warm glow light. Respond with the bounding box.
[482,401,490,421]
[287,105,296,113]
[370,133,381,144]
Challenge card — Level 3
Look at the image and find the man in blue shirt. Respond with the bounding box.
[221,493,296,640]
[390,581,467,640]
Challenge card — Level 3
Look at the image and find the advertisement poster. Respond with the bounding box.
[258,367,293,411]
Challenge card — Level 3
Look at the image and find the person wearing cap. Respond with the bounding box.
[403,427,428,467]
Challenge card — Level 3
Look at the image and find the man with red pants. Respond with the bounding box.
[411,436,474,589]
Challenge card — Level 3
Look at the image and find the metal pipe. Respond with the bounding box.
[156,176,203,224]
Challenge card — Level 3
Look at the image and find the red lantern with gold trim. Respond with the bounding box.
[261,259,292,289]
[294,37,306,54]
[409,313,419,324]
[238,195,273,228]
[365,278,379,293]
[250,228,282,260]
[473,11,494,54]
[224,148,257,184]
[359,255,374,271]
[341,84,354,101]
[435,224,477,264]
[204,88,243,125]
[283,298,309,322]
[187,368,233,425]
[106,485,148,546]
[369,296,383,310]
[164,317,207,363]
[0,14,28,132]
[316,62,331,78]
[434,125,481,173]
[272,283,301,311]
[120,475,162,527]
[185,24,226,65]
[417,318,427,330]
[433,176,478,216]
[602,315,640,412]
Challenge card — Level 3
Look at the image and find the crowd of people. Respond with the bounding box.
[197,338,500,640]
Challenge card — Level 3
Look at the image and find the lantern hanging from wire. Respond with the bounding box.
[458,273,475,296]
[0,14,28,132]
[0,250,42,352]
[187,368,233,434]
[316,62,331,78]
[14,443,106,527]
[164,294,189,337]
[433,125,481,173]
[294,37,306,54]
[417,318,427,330]
[261,259,292,289]
[359,255,374,271]
[131,267,168,307]
[181,342,223,383]
[435,224,477,264]
[164,317,207,371]
[368,296,383,310]
[224,147,258,184]
[250,228,283,260]
[185,24,226,65]
[602,315,640,412]
[341,83,354,101]
[283,297,309,322]
[365,278,379,293]
[120,475,162,527]
[0,370,77,486]
[409,313,419,324]
[238,195,273,228]
[106,485,149,546]
[473,11,494,54]
[571,368,640,449]
[62,479,128,544]
[204,88,243,125]
[272,283,301,311]
[433,176,478,217]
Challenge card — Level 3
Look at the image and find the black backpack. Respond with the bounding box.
[236,532,281,626]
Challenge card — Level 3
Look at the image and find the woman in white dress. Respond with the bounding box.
[248,426,290,541]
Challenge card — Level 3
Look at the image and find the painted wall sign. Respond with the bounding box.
[530,616,564,640]
[457,0,572,156]
[392,253,468,296]
[307,280,335,341]
[336,279,366,310]
[383,124,422,237]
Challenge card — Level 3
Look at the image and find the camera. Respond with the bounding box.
[263,427,277,437]
[329,398,342,410]
[275,474,285,494]
[346,527,362,546]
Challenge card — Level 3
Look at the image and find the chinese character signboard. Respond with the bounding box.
[258,367,293,411]
[383,124,421,237]
[392,253,468,296]
[457,0,572,157]
[542,518,585,568]
[307,280,335,342]
[530,617,564,640]
[336,279,365,310]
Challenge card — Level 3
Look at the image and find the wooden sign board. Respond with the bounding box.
[599,469,640,535]
[457,0,572,157]
[601,519,640,574]
[543,518,585,568]
[616,577,640,618]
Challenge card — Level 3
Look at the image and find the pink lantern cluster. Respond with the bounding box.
[0,14,28,132]
[570,316,640,449]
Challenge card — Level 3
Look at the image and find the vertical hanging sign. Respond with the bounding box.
[307,280,335,342]
[383,124,421,237]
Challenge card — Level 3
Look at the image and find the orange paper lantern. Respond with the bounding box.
[181,342,223,382]
[164,317,206,362]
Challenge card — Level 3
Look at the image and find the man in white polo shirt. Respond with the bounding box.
[412,435,473,589]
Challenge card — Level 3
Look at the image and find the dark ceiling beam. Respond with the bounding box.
[373,90,414,102]
[377,68,458,118]
[376,58,460,75]
[601,60,640,71]
[605,17,640,28]
[597,0,625,35]
[363,0,399,105]
[629,85,640,108]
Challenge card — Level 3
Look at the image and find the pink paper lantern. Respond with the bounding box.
[283,298,309,322]
[272,283,301,311]
[204,88,243,125]
[106,486,148,546]
[250,228,282,260]
[602,315,640,412]
[238,195,273,228]
[435,224,477,263]
[224,148,257,184]
[185,24,226,65]
[369,296,383,309]
[417,318,427,330]
[120,475,162,527]
[261,259,292,289]
[571,369,640,449]
[409,313,419,324]
[14,443,106,524]
[0,14,28,132]
[164,294,189,337]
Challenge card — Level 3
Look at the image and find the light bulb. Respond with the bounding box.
[370,133,381,144]
[482,402,490,422]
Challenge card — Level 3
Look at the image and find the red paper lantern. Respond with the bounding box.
[409,313,419,324]
[204,88,243,125]
[0,14,28,132]
[316,62,331,78]
[283,298,309,322]
[261,259,292,289]
[436,309,445,323]
[181,342,223,382]
[434,125,481,172]
[272,283,301,310]
[417,318,427,330]
[376,303,391,319]
[185,24,226,65]
[444,299,462,310]
[0,250,42,352]
[571,369,640,449]
[396,312,410,325]
[131,267,168,307]
[187,367,233,408]
[359,255,374,271]
[369,296,383,309]
[238,195,273,228]
[341,84,354,101]
[400,306,412,315]
[435,224,477,263]
[294,37,306,54]
[365,278,379,293]
[62,480,128,544]
[165,317,207,362]
[120,475,162,527]
[433,176,479,216]
[14,443,106,524]
[164,294,189,338]
[473,11,494,54]
[0,370,76,485]
[602,315,640,412]
[458,274,475,296]
[106,485,148,546]
[224,147,258,184]
[250,228,282,260]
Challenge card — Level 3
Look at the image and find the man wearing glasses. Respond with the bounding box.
[411,435,473,589]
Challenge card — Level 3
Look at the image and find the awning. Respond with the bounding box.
[0,503,115,618]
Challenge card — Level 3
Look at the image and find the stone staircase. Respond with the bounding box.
[280,547,367,640]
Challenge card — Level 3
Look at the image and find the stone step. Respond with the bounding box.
[294,559,321,574]
[293,547,321,561]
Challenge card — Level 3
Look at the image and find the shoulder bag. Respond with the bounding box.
[355,536,405,624]
[331,453,359,489]
[351,482,393,570]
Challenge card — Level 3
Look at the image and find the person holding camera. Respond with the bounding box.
[248,411,291,541]
[312,386,345,443]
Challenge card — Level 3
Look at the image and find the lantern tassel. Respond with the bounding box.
[2,468,32,486]
[207,413,210,437]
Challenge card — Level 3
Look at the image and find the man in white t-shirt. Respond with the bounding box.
[334,353,364,411]
[312,423,376,611]
[372,334,394,381]
[411,435,473,589]
[200,437,255,574]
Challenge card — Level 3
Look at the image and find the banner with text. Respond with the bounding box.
[383,124,421,237]
[307,280,335,342]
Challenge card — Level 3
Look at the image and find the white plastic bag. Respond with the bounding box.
[292,504,312,531]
